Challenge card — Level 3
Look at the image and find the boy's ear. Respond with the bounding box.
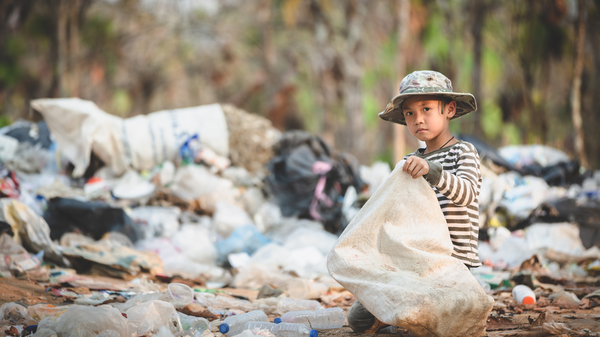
[446,100,457,118]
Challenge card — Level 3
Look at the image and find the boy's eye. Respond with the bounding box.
[423,107,430,112]
[404,111,413,116]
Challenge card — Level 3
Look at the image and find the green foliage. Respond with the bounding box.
[295,83,319,133]
[502,122,521,145]
[422,11,449,66]
[482,48,503,94]
[81,15,117,48]
[112,89,132,116]
[362,92,379,129]
[0,116,12,128]
[480,100,503,139]
[0,37,26,87]
[374,145,395,169]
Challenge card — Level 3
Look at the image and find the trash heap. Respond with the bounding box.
[0,98,367,336]
[0,98,599,336]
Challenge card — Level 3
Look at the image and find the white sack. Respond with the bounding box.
[327,163,493,337]
[31,98,229,177]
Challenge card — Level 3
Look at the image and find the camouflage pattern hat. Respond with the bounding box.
[379,70,477,125]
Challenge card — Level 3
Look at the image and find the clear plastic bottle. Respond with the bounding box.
[219,310,269,336]
[178,313,209,336]
[277,298,322,314]
[244,322,318,337]
[277,308,345,329]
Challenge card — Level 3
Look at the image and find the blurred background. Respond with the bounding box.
[0,0,598,168]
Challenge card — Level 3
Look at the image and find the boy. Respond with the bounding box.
[347,70,482,333]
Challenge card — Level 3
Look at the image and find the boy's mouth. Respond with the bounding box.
[416,128,427,133]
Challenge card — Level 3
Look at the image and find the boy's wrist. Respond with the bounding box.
[423,160,442,185]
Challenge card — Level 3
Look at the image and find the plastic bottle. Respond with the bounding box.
[276,308,345,329]
[512,285,536,305]
[178,313,209,336]
[287,279,329,299]
[244,322,318,337]
[474,275,491,293]
[219,310,269,336]
[277,298,322,314]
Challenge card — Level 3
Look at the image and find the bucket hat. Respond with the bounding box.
[378,70,477,125]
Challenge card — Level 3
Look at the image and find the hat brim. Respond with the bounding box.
[378,92,477,125]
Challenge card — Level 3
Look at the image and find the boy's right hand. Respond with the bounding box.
[403,156,429,179]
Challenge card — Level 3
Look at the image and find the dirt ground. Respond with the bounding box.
[3,277,600,336]
[0,278,65,306]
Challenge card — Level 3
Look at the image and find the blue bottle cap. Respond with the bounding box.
[310,329,318,337]
[274,317,282,324]
[219,323,230,333]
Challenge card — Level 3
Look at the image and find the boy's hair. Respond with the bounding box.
[400,96,455,115]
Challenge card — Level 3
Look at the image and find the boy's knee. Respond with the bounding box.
[347,300,378,333]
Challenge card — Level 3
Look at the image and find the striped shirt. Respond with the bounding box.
[404,140,482,268]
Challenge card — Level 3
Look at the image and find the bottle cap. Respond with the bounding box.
[274,317,282,324]
[219,323,229,333]
[310,329,318,337]
[522,296,535,305]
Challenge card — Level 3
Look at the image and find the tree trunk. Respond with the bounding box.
[393,0,410,163]
[570,0,589,169]
[262,0,280,127]
[56,0,68,97]
[470,0,484,137]
[69,0,80,97]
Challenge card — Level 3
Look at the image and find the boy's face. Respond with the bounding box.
[401,95,456,142]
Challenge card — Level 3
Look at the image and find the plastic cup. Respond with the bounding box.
[166,283,194,308]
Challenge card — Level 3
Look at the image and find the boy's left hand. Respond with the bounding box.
[403,156,429,179]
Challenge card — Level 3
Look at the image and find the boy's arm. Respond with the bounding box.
[423,145,480,207]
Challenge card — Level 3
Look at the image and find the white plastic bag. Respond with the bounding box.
[327,163,493,337]
[31,98,229,177]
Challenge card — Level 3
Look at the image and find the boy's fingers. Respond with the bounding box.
[402,158,411,172]
[404,159,414,173]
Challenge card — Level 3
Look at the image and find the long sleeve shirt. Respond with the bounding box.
[404,140,482,268]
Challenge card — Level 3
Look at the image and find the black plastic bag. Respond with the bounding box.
[515,198,600,249]
[266,131,363,233]
[43,197,142,242]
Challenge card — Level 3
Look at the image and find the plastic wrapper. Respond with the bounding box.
[126,300,181,336]
[1,302,30,323]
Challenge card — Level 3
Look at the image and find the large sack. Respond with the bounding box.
[31,98,229,177]
[327,162,493,337]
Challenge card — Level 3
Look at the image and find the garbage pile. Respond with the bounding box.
[0,97,599,336]
[0,98,370,336]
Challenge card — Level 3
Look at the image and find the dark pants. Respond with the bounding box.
[347,300,384,333]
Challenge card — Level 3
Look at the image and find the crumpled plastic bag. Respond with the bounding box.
[0,198,67,265]
[126,300,181,336]
[327,162,494,337]
[51,305,129,337]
